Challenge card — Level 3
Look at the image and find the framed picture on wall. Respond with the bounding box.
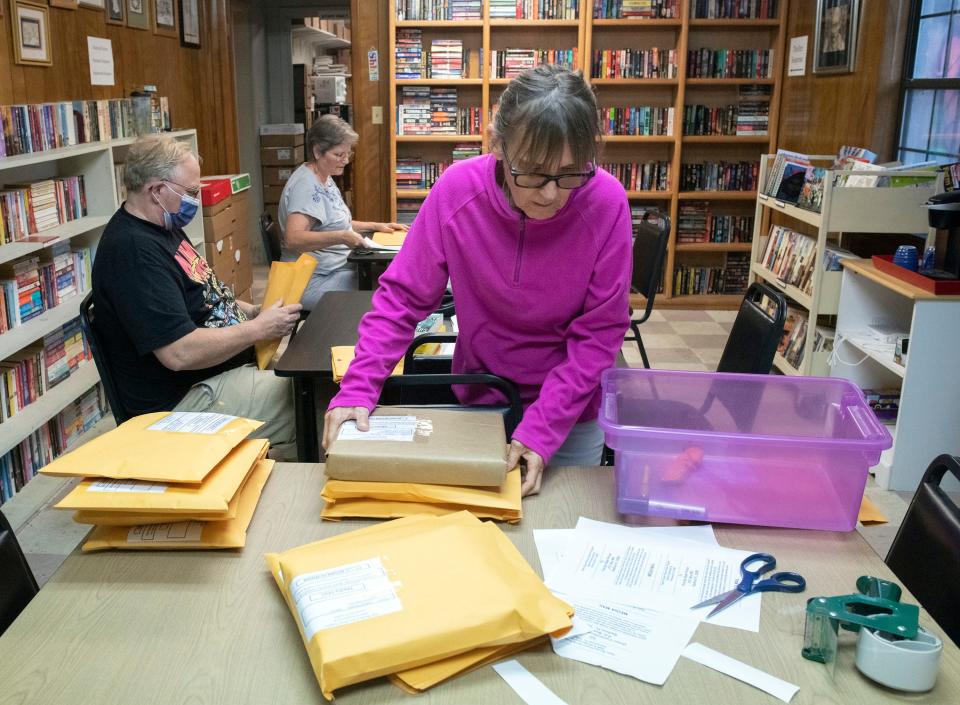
[105,0,124,24]
[126,0,148,30]
[813,0,862,74]
[79,0,106,9]
[153,0,177,37]
[10,1,52,66]
[179,0,199,47]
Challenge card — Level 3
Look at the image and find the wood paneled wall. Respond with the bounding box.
[0,1,239,175]
[777,0,910,160]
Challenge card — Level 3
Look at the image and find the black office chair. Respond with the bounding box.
[623,210,670,368]
[380,372,523,440]
[885,454,960,645]
[79,292,130,425]
[0,510,39,637]
[259,212,282,263]
[716,281,788,374]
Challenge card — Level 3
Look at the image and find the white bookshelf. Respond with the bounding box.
[0,129,203,480]
[830,259,960,492]
[750,154,940,376]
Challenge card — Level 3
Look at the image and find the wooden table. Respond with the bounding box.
[348,249,397,290]
[273,290,374,462]
[1,466,957,705]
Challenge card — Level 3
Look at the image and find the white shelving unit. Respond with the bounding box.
[750,154,940,376]
[0,129,202,471]
[830,259,960,492]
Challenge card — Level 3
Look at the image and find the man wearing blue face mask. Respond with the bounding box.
[92,134,301,458]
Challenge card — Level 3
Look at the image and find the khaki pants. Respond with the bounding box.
[173,363,297,461]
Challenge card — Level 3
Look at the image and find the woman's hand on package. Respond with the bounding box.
[322,406,369,450]
[507,439,545,497]
[373,222,408,232]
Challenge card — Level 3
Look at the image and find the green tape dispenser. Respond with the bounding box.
[802,576,943,692]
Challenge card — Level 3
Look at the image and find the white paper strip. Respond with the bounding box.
[492,660,569,705]
[682,642,799,703]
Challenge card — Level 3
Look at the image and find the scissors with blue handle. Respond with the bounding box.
[690,552,806,618]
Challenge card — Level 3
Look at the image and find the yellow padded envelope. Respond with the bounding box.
[39,412,263,484]
[81,459,274,552]
[73,510,232,526]
[330,346,403,383]
[56,439,269,514]
[264,512,572,700]
[255,254,317,369]
[320,468,522,523]
[371,230,407,247]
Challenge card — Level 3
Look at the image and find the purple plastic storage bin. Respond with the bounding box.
[598,368,892,531]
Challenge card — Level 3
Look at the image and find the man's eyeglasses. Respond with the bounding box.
[503,143,595,189]
[165,179,201,199]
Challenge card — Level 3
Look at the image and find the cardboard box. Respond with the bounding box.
[260,133,305,149]
[263,185,285,204]
[202,203,238,241]
[199,179,231,207]
[262,166,296,186]
[204,235,235,283]
[202,199,229,217]
[233,245,252,295]
[325,407,507,487]
[261,145,304,167]
[234,287,251,303]
[202,173,251,195]
[312,76,346,104]
[259,123,304,136]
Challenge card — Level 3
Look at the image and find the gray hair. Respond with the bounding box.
[123,134,199,193]
[307,114,359,160]
[492,65,601,170]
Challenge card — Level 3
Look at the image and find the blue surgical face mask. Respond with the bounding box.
[154,183,200,230]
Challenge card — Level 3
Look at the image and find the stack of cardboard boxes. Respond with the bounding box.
[260,123,305,230]
[199,174,254,302]
[303,17,351,41]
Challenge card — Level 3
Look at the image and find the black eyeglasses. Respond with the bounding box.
[503,143,595,189]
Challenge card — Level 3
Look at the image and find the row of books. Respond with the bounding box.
[490,0,579,18]
[677,202,753,243]
[590,49,678,79]
[0,176,88,245]
[762,147,878,213]
[759,225,816,295]
[0,317,92,423]
[683,101,769,136]
[0,246,92,332]
[686,48,773,78]
[396,146,481,189]
[691,0,778,19]
[600,106,674,136]
[491,49,578,78]
[0,96,170,158]
[396,87,482,135]
[778,308,832,370]
[601,161,671,192]
[395,34,484,79]
[673,252,749,295]
[679,160,760,191]
[395,1,483,20]
[594,0,679,17]
[0,384,105,506]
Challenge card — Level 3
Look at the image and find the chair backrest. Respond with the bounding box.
[403,332,456,375]
[379,373,523,439]
[79,292,130,424]
[886,454,960,645]
[259,212,282,262]
[716,281,787,374]
[0,510,38,637]
[631,211,671,322]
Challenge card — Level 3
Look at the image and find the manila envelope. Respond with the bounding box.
[331,345,403,383]
[325,407,507,487]
[255,254,317,369]
[40,412,263,484]
[81,459,274,552]
[264,512,572,700]
[57,439,268,514]
[371,230,407,247]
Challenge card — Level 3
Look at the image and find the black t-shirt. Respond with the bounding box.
[91,206,253,415]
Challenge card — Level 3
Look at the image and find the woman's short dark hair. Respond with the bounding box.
[306,114,358,160]
[492,65,600,171]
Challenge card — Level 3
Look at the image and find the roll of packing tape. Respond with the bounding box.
[855,626,943,692]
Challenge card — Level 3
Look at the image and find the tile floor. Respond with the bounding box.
[7,278,912,587]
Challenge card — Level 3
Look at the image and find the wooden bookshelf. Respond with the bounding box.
[388,1,789,308]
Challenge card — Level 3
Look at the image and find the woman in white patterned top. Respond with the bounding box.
[279,115,405,309]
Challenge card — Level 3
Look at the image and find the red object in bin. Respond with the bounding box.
[872,255,960,295]
[199,178,232,207]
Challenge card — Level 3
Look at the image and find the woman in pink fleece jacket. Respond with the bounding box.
[324,65,633,495]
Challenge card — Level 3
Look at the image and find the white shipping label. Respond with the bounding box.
[126,522,204,543]
[147,412,238,434]
[337,415,417,442]
[290,557,402,641]
[88,479,168,494]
